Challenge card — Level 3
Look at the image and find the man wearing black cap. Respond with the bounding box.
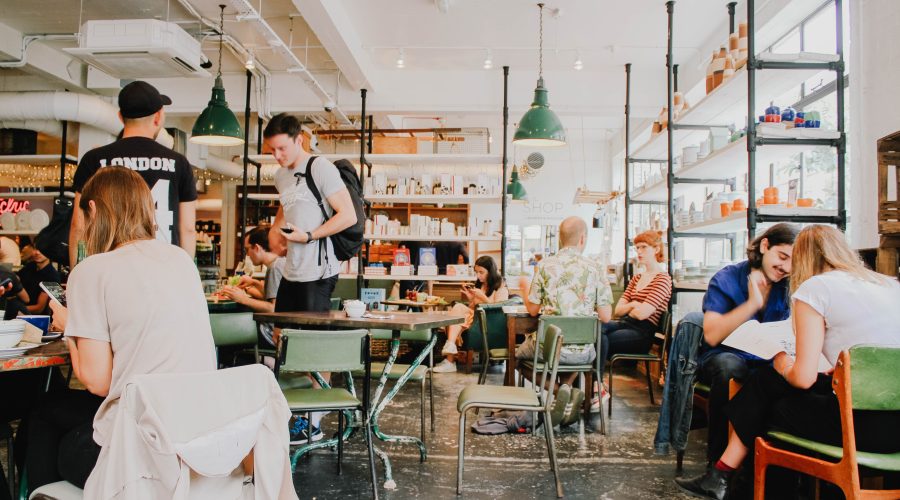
[69,81,198,265]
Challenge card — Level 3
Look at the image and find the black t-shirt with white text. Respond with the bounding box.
[73,137,198,246]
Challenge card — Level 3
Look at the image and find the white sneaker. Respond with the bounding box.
[441,341,458,355]
[432,359,457,373]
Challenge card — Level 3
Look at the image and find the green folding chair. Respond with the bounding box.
[608,311,672,416]
[275,329,378,499]
[456,324,565,498]
[519,315,605,436]
[754,345,900,500]
[209,312,259,365]
[472,299,523,385]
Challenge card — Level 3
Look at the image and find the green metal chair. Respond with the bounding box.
[352,328,434,444]
[754,345,900,500]
[473,298,523,384]
[456,325,565,498]
[519,315,605,436]
[607,311,672,416]
[275,329,378,498]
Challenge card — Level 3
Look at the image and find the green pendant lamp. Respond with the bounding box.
[506,168,528,201]
[190,5,244,147]
[514,3,566,147]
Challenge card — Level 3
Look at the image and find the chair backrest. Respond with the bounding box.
[538,325,564,411]
[845,345,900,411]
[278,329,370,374]
[537,315,598,345]
[209,312,257,347]
[464,298,522,351]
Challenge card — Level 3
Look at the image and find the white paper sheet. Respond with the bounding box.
[722,319,832,372]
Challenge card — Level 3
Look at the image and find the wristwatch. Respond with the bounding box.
[305,231,315,244]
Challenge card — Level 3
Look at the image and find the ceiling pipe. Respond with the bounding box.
[0,34,78,68]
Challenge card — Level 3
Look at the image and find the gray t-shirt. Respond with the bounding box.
[273,156,346,282]
[260,257,286,347]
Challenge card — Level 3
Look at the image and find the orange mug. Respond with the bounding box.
[720,203,732,217]
[797,198,814,207]
[732,198,746,211]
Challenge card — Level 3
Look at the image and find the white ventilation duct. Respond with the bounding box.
[0,91,248,177]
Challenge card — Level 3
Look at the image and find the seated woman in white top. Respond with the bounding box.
[676,224,900,500]
[25,166,216,491]
[433,255,509,373]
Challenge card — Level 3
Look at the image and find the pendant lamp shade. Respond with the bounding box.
[514,77,566,147]
[514,3,566,147]
[190,76,244,146]
[506,169,527,201]
[190,5,244,147]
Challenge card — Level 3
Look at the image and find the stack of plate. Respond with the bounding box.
[0,319,25,357]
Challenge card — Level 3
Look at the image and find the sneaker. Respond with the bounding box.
[432,359,457,373]
[289,417,324,445]
[441,341,458,355]
[590,384,611,413]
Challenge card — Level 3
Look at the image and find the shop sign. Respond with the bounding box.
[520,199,566,222]
[0,198,31,214]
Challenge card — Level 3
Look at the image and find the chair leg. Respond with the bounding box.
[645,360,655,405]
[420,377,426,446]
[478,354,489,385]
[464,350,474,374]
[676,450,684,475]
[607,359,615,417]
[754,446,766,500]
[429,352,435,432]
[577,372,586,442]
[457,411,466,495]
[337,410,344,475]
[364,419,379,500]
[543,409,564,498]
[7,436,14,499]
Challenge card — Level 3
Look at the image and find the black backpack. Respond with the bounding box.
[34,196,74,267]
[304,157,367,261]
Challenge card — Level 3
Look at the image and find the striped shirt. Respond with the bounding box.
[622,272,672,326]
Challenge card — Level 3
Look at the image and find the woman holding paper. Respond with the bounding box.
[433,256,508,373]
[676,225,900,500]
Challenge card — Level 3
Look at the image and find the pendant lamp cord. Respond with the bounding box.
[537,3,544,78]
[217,4,225,79]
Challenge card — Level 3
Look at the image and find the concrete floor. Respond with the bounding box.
[291,363,709,499]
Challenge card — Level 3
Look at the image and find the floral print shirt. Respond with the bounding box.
[527,246,612,316]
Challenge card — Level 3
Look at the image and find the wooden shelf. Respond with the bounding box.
[248,153,501,166]
[674,281,709,291]
[365,234,500,242]
[675,207,836,234]
[366,195,500,204]
[0,191,75,199]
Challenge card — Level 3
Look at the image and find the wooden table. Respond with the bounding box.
[254,310,465,488]
[0,340,69,373]
[504,307,539,386]
[381,299,450,311]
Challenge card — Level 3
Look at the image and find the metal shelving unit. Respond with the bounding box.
[625,0,846,293]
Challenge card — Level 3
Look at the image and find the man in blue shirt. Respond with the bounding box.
[675,223,798,500]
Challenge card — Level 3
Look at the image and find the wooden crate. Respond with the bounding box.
[878,130,900,234]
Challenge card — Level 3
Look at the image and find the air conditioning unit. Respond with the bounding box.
[65,19,210,78]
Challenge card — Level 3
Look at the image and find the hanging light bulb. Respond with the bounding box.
[396,48,406,69]
[574,51,584,71]
[514,3,566,147]
[483,49,493,70]
[190,4,244,146]
[245,51,255,71]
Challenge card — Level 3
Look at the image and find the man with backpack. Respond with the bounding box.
[262,113,360,443]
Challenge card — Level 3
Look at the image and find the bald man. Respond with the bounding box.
[518,216,612,321]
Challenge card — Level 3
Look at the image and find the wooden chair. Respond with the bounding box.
[607,311,672,416]
[754,346,900,500]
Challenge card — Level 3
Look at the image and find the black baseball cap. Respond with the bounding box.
[118,81,172,119]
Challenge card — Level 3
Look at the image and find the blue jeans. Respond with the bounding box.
[654,312,704,455]
[599,319,655,377]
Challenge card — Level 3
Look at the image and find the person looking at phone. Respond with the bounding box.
[263,113,357,444]
[17,237,61,315]
[433,256,508,373]
[23,166,215,492]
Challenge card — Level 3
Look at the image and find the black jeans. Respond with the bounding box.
[698,350,767,462]
[726,365,900,454]
[25,389,103,491]
[599,318,656,377]
[275,275,339,313]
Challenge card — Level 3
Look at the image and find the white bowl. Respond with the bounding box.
[344,303,366,318]
[0,330,24,349]
[15,210,31,230]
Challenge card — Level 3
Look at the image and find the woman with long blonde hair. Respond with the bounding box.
[677,225,900,500]
[24,166,216,492]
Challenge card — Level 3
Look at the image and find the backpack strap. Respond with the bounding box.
[301,157,329,268]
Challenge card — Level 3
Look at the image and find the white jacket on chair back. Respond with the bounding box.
[84,364,298,500]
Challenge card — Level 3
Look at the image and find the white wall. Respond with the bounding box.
[848,0,900,249]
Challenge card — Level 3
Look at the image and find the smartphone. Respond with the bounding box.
[280,226,294,234]
[40,282,66,307]
[0,277,11,288]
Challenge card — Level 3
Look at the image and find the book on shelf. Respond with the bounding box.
[364,266,387,275]
[392,247,411,266]
[390,265,413,276]
[417,265,438,276]
[419,247,437,266]
[722,319,831,372]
